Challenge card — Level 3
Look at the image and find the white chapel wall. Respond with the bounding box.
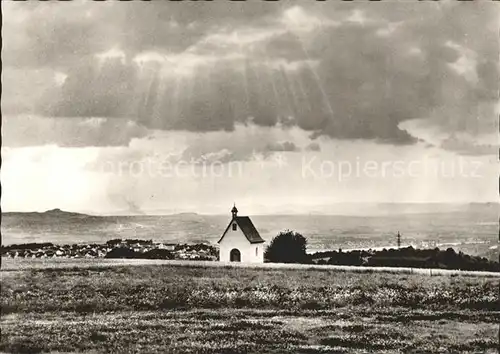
[219,221,264,263]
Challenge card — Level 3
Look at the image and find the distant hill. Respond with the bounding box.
[2,208,107,235]
[3,208,102,219]
[44,208,83,216]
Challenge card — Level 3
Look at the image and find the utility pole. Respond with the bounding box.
[397,231,401,249]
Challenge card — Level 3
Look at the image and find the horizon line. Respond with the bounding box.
[3,201,497,217]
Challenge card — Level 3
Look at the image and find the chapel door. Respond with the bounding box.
[230,248,241,262]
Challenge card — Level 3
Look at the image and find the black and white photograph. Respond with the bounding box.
[1,0,499,352]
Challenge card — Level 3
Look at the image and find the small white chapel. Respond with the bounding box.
[217,204,265,263]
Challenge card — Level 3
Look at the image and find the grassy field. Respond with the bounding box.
[1,261,499,353]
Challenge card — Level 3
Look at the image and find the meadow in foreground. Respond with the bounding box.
[1,263,499,353]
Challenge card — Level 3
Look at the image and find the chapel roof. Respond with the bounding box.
[218,215,265,244]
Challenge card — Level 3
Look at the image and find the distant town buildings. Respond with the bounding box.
[1,240,217,261]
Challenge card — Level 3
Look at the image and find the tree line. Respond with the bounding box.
[264,230,499,272]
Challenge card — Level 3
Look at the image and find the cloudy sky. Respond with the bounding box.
[2,1,498,214]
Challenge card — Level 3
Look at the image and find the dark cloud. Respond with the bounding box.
[305,142,321,152]
[440,135,496,156]
[265,141,299,152]
[2,116,148,148]
[170,124,314,164]
[1,68,56,114]
[261,32,308,62]
[3,1,498,154]
[2,1,284,69]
